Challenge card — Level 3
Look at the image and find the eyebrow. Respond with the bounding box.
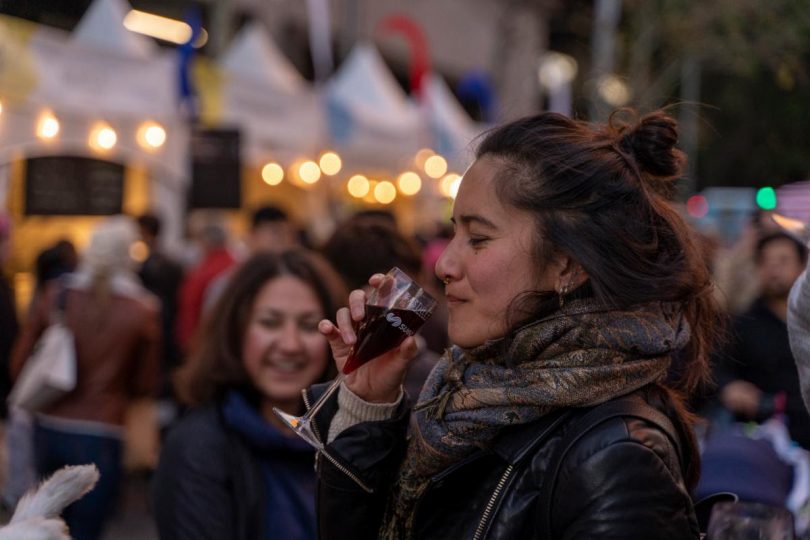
[452,214,499,230]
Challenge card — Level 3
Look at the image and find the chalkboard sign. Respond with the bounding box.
[25,156,124,216]
[188,127,241,209]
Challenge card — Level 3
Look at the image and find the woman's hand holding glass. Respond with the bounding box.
[318,273,419,404]
[273,267,436,448]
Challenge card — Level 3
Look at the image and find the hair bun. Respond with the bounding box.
[618,111,685,179]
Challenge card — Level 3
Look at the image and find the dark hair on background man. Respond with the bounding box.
[251,205,289,229]
[322,216,421,290]
[755,231,809,265]
[174,249,346,406]
[476,108,723,488]
[137,213,161,238]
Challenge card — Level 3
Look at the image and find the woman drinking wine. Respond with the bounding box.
[312,109,720,539]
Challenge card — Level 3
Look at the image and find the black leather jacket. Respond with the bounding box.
[311,385,699,540]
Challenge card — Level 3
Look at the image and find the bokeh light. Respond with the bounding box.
[319,152,342,176]
[686,195,709,218]
[424,155,448,179]
[397,171,422,196]
[136,121,166,150]
[440,173,462,199]
[298,160,321,184]
[347,175,370,198]
[261,162,284,186]
[374,181,397,204]
[36,111,60,140]
[90,123,117,150]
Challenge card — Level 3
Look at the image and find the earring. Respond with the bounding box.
[558,282,570,308]
[443,277,451,285]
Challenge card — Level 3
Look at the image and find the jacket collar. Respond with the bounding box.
[490,409,574,465]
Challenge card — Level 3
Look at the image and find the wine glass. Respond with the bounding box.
[707,501,795,539]
[273,267,437,449]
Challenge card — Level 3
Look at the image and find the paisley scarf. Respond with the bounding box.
[380,298,690,538]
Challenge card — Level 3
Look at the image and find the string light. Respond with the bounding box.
[374,181,397,204]
[136,121,166,150]
[319,152,342,176]
[261,162,284,185]
[424,155,448,178]
[414,148,435,169]
[36,111,60,140]
[440,173,462,198]
[298,161,321,184]
[347,175,370,198]
[89,123,117,151]
[397,171,422,196]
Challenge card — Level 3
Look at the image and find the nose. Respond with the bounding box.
[435,236,460,283]
[278,321,304,354]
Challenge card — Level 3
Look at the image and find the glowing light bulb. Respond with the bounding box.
[424,155,448,179]
[98,128,117,149]
[374,181,397,204]
[440,173,462,198]
[319,152,342,176]
[36,112,60,140]
[298,161,321,184]
[347,175,370,198]
[397,171,422,196]
[136,122,166,149]
[414,148,434,169]
[261,162,284,186]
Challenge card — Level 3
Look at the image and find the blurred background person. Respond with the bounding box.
[175,212,235,354]
[321,214,442,402]
[714,231,810,448]
[137,213,185,435]
[153,250,345,540]
[2,237,77,510]
[10,216,161,540]
[202,205,299,313]
[137,213,184,393]
[0,213,18,417]
[245,205,299,254]
[31,240,78,313]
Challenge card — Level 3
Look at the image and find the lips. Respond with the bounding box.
[445,294,465,306]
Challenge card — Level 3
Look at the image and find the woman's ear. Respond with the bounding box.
[551,252,589,290]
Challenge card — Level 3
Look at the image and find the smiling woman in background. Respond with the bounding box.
[152,250,345,540]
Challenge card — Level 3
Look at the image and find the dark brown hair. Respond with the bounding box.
[322,215,422,291]
[175,249,346,406]
[476,109,723,487]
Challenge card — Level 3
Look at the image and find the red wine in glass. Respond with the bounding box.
[273,267,436,449]
[343,305,432,374]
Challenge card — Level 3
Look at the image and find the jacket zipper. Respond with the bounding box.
[303,388,374,494]
[472,464,515,540]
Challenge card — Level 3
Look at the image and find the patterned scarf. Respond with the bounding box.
[380,298,690,538]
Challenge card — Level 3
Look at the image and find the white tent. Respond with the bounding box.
[73,0,154,58]
[0,0,188,249]
[325,43,424,171]
[219,21,325,166]
[421,73,485,173]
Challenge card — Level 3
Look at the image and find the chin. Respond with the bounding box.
[448,328,485,349]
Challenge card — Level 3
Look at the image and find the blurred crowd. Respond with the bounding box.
[0,203,809,538]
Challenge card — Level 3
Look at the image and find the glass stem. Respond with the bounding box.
[305,372,346,423]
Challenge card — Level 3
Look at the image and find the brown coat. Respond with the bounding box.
[11,279,161,426]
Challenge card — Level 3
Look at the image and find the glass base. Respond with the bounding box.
[273,407,325,450]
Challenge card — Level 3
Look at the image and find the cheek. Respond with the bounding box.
[302,334,330,374]
[242,326,272,367]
